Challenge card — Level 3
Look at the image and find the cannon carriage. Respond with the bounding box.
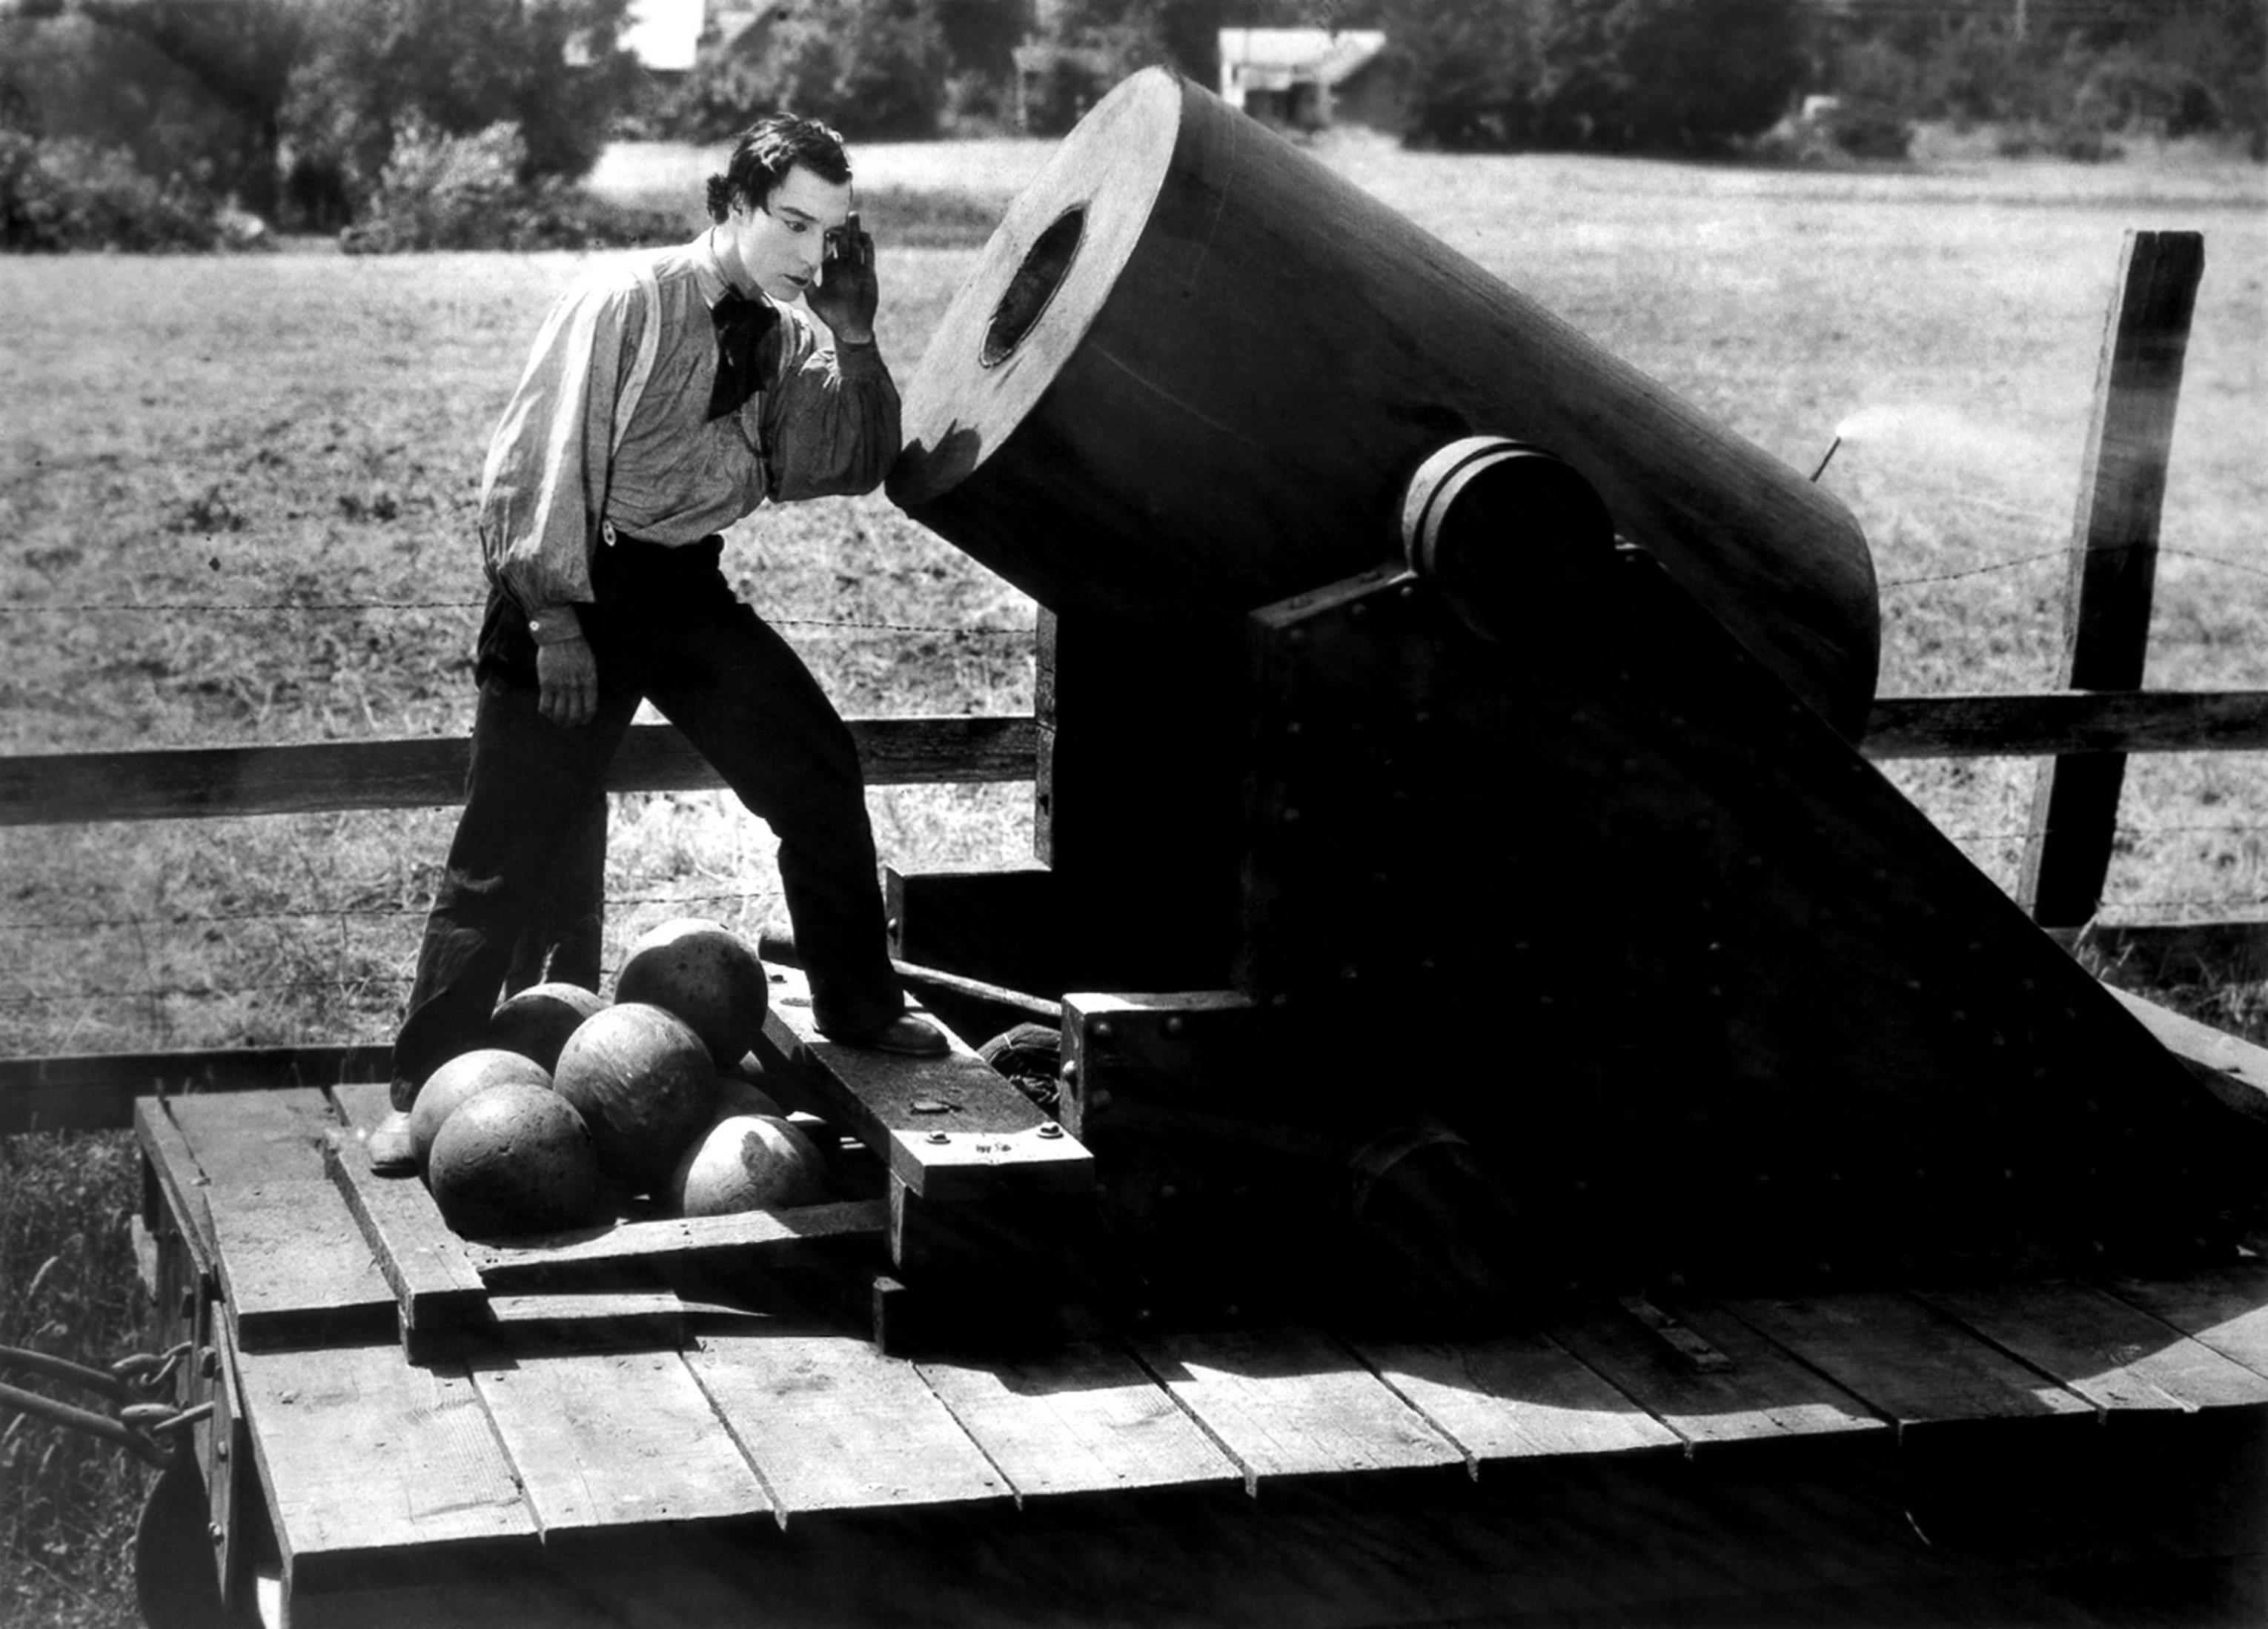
[16,67,2268,1628]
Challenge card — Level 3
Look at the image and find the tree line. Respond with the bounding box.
[1,0,2259,251]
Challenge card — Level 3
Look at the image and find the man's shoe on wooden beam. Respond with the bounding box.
[831,1013,952,1058]
[368,1107,419,1176]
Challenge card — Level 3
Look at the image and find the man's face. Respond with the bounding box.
[723,164,854,302]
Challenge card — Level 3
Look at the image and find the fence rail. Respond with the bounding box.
[2,690,2264,829]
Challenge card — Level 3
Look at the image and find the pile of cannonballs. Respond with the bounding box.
[408,919,829,1238]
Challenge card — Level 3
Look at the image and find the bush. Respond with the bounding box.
[0,131,225,252]
[280,0,640,225]
[1387,0,1808,154]
[1825,100,1914,160]
[340,119,684,252]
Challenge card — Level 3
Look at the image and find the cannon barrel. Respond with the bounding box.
[889,68,1880,737]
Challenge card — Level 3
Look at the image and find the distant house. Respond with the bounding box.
[1217,27,1397,134]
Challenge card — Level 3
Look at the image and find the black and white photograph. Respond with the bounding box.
[4,1,2265,1624]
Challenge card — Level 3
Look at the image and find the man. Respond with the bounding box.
[377,115,946,1169]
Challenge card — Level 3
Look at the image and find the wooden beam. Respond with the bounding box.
[0,715,1037,826]
[1,1046,391,1136]
[2017,230,2204,929]
[752,967,1091,1208]
[1861,689,2268,760]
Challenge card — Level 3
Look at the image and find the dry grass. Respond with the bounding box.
[1,129,2264,1626]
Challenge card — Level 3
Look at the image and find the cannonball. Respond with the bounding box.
[551,1002,719,1192]
[407,1047,553,1174]
[613,918,769,1067]
[488,982,608,1072]
[668,1114,826,1217]
[426,1082,603,1238]
[715,1071,783,1121]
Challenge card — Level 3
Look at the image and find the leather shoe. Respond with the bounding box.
[832,1013,950,1058]
[368,1109,418,1176]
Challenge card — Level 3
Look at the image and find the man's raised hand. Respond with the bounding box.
[807,213,878,345]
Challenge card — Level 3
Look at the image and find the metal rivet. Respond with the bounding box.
[1094,1020,1114,1040]
[1038,1122,1063,1139]
[1164,1016,1185,1037]
[1058,1061,1078,1083]
[925,1131,949,1145]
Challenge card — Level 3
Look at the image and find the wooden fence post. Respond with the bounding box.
[2016,230,2204,933]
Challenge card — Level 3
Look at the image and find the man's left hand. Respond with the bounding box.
[807,218,878,345]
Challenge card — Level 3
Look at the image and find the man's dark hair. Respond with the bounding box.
[705,115,852,222]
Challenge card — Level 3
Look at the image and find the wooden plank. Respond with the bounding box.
[207,1178,395,1352]
[685,1330,1009,1520]
[136,1095,216,1277]
[1862,689,2268,760]
[1919,1279,2268,1414]
[464,1199,886,1290]
[330,1078,394,1135]
[914,1338,1243,1501]
[466,1344,768,1533]
[1728,1290,2097,1434]
[2102,1261,2268,1382]
[1350,1329,1682,1469]
[755,968,1090,1204]
[1,1044,391,1135]
[1548,1298,1886,1449]
[2018,230,2204,928]
[0,714,1036,826]
[166,1087,336,1187]
[234,1342,534,1587]
[2101,984,2268,1125]
[1130,1325,1465,1487]
[322,1127,491,1357]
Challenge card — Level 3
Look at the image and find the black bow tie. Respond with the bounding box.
[708,291,777,422]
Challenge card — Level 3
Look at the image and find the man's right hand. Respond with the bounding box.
[537,635,599,726]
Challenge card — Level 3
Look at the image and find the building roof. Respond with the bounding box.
[1217,27,1388,89]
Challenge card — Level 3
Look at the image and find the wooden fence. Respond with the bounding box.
[3,230,2255,1133]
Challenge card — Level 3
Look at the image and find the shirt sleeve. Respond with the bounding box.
[759,308,902,503]
[476,271,645,636]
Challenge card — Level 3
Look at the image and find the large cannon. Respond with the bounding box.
[883,70,2264,1325]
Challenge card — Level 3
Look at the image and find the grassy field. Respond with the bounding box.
[2,126,2264,1625]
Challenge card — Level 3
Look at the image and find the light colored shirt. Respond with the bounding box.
[477,230,899,642]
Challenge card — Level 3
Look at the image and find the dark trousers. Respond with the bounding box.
[393,535,903,1100]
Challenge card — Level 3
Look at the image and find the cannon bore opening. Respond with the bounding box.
[982,207,1086,368]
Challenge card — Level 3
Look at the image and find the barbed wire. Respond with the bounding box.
[0,884,775,939]
[10,545,2261,613]
[0,889,775,935]
[1880,549,2067,590]
[1880,544,2268,593]
[0,595,1035,640]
